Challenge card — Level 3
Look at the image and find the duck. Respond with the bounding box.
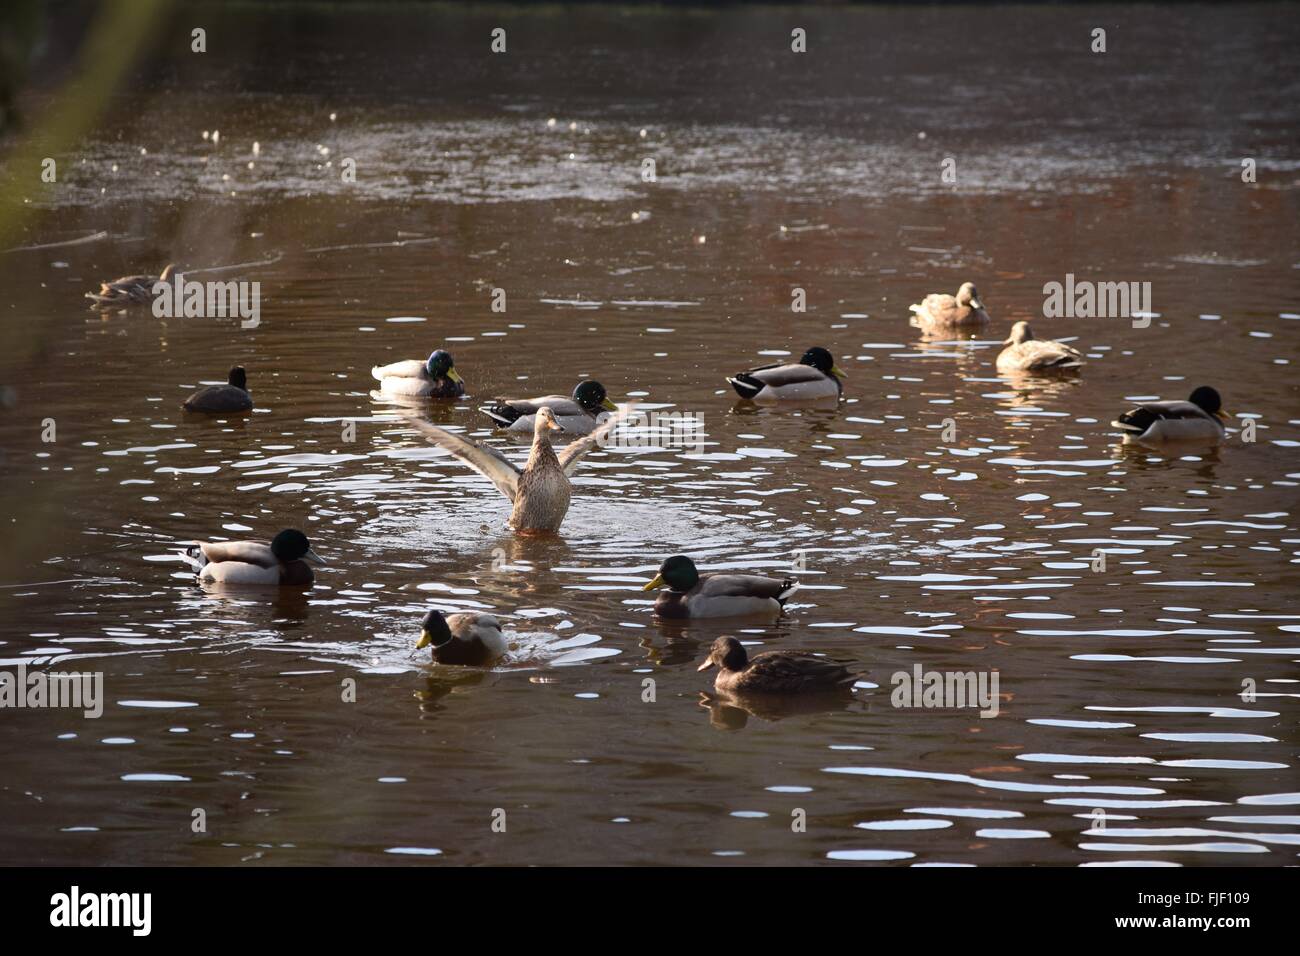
[181,528,322,586]
[182,365,253,413]
[405,403,630,533]
[908,281,990,336]
[414,609,508,666]
[727,347,846,402]
[697,636,857,695]
[996,321,1084,373]
[86,264,175,307]
[481,380,618,435]
[1112,386,1228,444]
[642,555,797,619]
[371,349,465,398]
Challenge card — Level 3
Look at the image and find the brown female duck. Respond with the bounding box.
[697,637,857,694]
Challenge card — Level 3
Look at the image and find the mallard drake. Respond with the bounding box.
[908,281,990,335]
[1113,386,1228,444]
[481,380,617,435]
[182,365,253,413]
[181,529,322,586]
[698,636,857,694]
[372,349,465,398]
[642,555,797,619]
[405,403,630,533]
[727,347,846,402]
[414,609,508,666]
[996,321,1084,373]
[86,264,175,307]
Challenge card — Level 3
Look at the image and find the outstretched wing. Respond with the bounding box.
[404,418,521,501]
[557,403,634,476]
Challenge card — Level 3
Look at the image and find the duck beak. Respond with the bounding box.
[969,298,984,310]
[415,629,433,650]
[831,364,847,379]
[601,397,618,412]
[1215,409,1231,421]
[447,368,464,385]
[642,573,665,592]
[697,658,716,672]
[303,549,324,565]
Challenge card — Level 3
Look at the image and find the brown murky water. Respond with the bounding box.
[1,4,1297,866]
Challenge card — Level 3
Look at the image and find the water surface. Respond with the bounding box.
[0,3,1297,866]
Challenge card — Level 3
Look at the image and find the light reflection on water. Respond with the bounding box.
[0,4,1297,866]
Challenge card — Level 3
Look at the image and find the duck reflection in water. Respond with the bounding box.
[1113,440,1223,473]
[644,618,798,666]
[372,393,462,425]
[413,671,489,717]
[190,579,314,626]
[699,689,859,730]
[728,399,841,419]
[475,533,571,598]
[999,374,1084,410]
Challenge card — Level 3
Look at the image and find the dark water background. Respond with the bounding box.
[0,3,1297,865]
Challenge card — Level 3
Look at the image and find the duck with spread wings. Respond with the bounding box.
[404,404,632,533]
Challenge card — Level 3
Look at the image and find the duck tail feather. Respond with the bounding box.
[727,373,763,400]
[480,403,519,427]
[1113,408,1156,433]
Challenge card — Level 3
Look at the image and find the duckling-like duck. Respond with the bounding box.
[643,555,796,619]
[182,528,322,586]
[182,365,254,413]
[372,349,465,398]
[415,609,508,666]
[1112,386,1228,445]
[996,321,1084,373]
[727,347,846,402]
[481,380,618,435]
[405,403,630,534]
[908,281,990,336]
[697,636,857,695]
[86,264,175,308]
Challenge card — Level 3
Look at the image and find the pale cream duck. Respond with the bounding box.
[909,281,990,336]
[996,321,1084,373]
